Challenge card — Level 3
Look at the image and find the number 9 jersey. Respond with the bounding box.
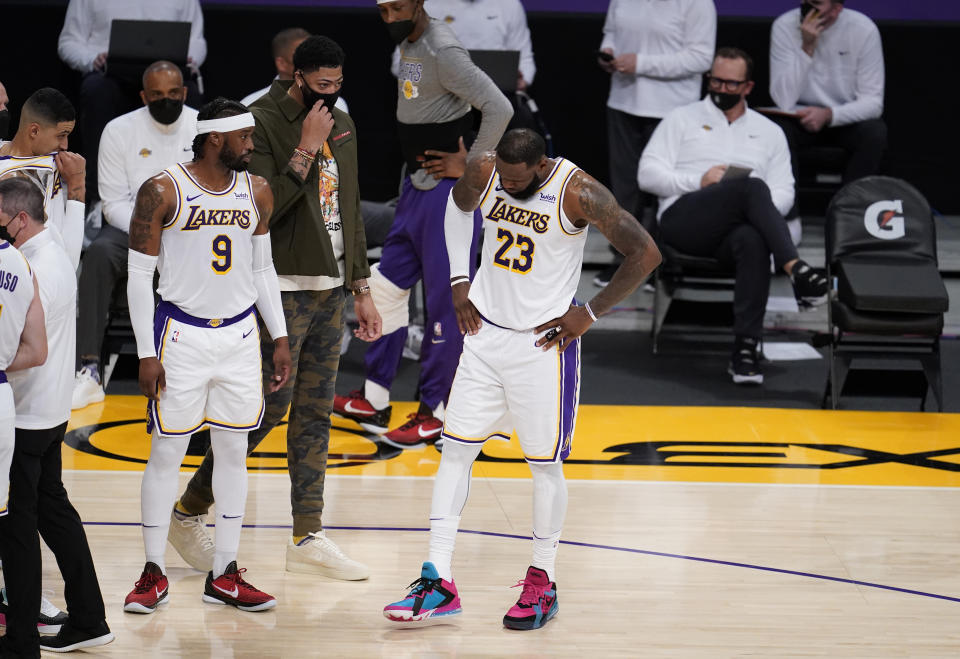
[471,158,588,330]
[156,163,259,320]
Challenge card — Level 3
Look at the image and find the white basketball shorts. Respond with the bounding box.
[148,301,264,437]
[441,318,580,463]
[1,380,15,516]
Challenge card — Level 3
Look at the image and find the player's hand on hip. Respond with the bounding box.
[270,337,292,393]
[420,136,467,180]
[353,294,382,342]
[300,102,335,154]
[534,306,593,353]
[138,357,166,400]
[452,281,482,336]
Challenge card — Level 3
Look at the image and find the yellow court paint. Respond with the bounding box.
[64,395,960,487]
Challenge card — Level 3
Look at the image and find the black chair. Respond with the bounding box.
[651,242,736,354]
[823,176,949,410]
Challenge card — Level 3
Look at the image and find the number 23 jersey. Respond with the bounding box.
[471,158,588,330]
[157,164,259,319]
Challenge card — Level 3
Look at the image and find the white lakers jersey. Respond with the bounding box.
[471,158,588,330]
[157,164,259,318]
[0,241,35,371]
[0,154,61,215]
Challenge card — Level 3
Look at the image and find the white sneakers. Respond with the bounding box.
[71,367,104,410]
[167,508,215,572]
[286,531,370,581]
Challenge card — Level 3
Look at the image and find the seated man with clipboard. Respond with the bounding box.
[638,48,828,385]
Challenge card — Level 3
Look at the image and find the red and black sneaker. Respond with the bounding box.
[123,562,169,614]
[381,413,444,448]
[202,561,276,612]
[332,390,392,434]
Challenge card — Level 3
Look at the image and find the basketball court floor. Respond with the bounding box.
[8,223,960,656]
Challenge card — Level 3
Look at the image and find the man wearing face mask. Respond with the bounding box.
[638,48,829,386]
[72,61,198,410]
[769,0,885,231]
[0,81,10,141]
[332,0,511,448]
[168,36,381,581]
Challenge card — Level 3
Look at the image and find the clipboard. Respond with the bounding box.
[722,165,753,181]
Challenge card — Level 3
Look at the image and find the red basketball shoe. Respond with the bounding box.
[202,561,276,611]
[123,562,169,614]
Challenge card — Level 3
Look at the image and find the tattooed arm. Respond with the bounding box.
[452,151,496,212]
[127,174,175,399]
[534,170,661,352]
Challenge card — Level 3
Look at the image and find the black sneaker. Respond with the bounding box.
[728,336,764,385]
[38,620,114,653]
[790,260,828,306]
[592,263,619,288]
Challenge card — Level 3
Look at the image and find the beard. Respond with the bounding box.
[506,173,542,200]
[219,143,250,172]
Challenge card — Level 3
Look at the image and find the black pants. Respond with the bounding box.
[606,108,661,220]
[79,71,202,203]
[770,115,887,218]
[659,178,799,339]
[0,423,106,658]
[76,223,129,361]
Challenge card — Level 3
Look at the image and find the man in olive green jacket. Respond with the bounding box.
[170,36,381,581]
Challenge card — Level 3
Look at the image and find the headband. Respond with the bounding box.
[195,113,255,135]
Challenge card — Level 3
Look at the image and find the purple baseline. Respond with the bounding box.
[81,521,960,604]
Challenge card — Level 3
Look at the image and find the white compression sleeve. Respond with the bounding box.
[127,249,159,359]
[141,431,192,572]
[210,428,249,577]
[529,461,568,581]
[251,234,288,341]
[427,440,483,582]
[444,190,474,281]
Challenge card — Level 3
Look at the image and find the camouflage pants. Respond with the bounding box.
[179,288,345,536]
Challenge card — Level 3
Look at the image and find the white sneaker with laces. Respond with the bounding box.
[167,508,215,572]
[71,367,105,410]
[285,531,370,580]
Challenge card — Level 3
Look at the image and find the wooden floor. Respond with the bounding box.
[6,398,960,657]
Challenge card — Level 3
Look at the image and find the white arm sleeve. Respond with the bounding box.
[127,249,158,359]
[444,190,474,281]
[251,234,288,341]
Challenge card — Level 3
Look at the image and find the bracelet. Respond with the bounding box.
[293,147,316,162]
[353,284,371,296]
[450,276,470,286]
[584,301,598,322]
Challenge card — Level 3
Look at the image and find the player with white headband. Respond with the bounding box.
[122,97,291,614]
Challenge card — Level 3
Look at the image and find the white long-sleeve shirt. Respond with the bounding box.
[638,97,795,219]
[600,0,716,119]
[98,105,198,233]
[770,8,884,127]
[391,0,536,85]
[57,0,207,74]
[8,228,77,429]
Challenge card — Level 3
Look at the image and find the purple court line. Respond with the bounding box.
[82,521,960,604]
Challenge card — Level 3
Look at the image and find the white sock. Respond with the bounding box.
[141,431,191,573]
[209,428,249,577]
[432,400,445,422]
[529,461,568,581]
[427,440,482,582]
[364,380,390,410]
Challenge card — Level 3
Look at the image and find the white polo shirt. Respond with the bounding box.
[600,0,716,119]
[98,105,198,233]
[8,228,77,429]
[638,97,795,219]
[770,8,884,127]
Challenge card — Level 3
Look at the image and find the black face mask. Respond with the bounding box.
[385,2,420,45]
[507,172,542,201]
[0,214,23,244]
[298,76,340,115]
[148,98,184,125]
[710,90,742,112]
[0,109,10,140]
[800,1,816,21]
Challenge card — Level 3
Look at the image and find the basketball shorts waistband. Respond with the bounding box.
[157,300,255,329]
[0,371,6,384]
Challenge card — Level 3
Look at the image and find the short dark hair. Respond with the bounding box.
[0,177,45,225]
[715,47,754,81]
[191,97,250,160]
[142,60,183,89]
[496,128,546,167]
[292,35,345,73]
[21,87,75,126]
[272,27,310,59]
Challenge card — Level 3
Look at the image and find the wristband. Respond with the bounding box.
[450,276,470,286]
[584,301,598,322]
[353,283,371,296]
[293,147,316,162]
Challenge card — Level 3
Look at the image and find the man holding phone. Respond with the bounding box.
[638,48,828,386]
[769,0,886,226]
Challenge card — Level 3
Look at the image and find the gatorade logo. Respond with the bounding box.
[864,200,905,240]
